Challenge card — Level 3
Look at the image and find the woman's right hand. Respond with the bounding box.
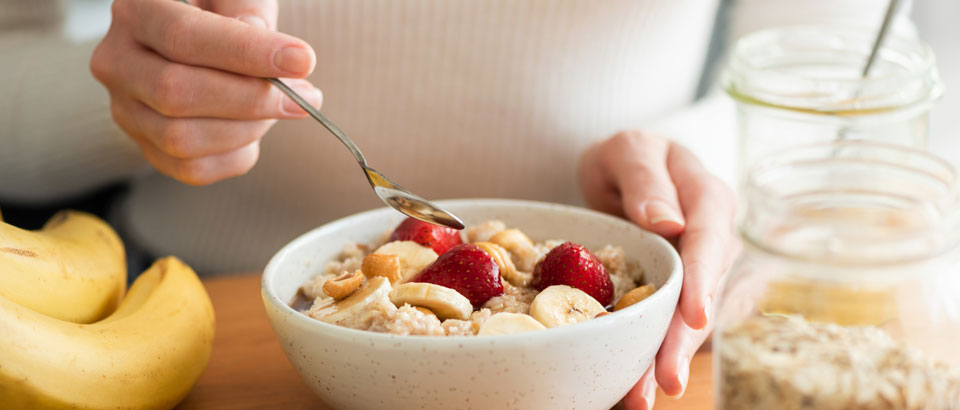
[91,0,322,185]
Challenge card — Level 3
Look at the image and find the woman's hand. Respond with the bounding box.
[578,131,738,409]
[90,0,322,185]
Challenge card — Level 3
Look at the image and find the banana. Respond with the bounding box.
[489,229,539,272]
[0,210,125,323]
[0,256,215,410]
[529,285,606,328]
[465,220,506,243]
[478,312,546,336]
[373,240,438,282]
[389,282,473,320]
[474,241,530,287]
[310,276,394,325]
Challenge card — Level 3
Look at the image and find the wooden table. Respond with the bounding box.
[177,274,714,410]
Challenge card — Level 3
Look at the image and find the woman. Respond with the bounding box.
[0,0,916,407]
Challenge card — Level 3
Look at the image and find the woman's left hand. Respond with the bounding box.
[578,131,739,409]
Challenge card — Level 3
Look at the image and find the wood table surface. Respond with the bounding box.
[176,273,714,410]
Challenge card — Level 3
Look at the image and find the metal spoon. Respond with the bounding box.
[175,0,464,230]
[269,79,465,230]
[836,0,901,141]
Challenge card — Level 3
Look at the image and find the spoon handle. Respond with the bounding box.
[861,0,901,78]
[266,78,368,166]
[173,0,368,166]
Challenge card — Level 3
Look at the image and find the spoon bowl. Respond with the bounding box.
[363,167,465,230]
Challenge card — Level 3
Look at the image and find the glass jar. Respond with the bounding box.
[714,142,960,410]
[725,26,943,178]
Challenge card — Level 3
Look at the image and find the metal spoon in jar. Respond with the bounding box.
[836,0,901,141]
[175,0,465,230]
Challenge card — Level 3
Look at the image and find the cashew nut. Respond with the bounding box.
[614,284,656,311]
[361,253,402,283]
[322,270,365,300]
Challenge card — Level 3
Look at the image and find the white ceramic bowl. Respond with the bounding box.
[262,199,682,410]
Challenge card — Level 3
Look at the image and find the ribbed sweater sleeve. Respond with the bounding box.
[0,1,148,203]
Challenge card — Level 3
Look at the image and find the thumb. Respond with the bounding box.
[607,131,685,237]
[207,0,279,31]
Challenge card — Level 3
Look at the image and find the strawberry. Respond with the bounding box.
[531,242,614,306]
[388,217,463,255]
[412,243,503,308]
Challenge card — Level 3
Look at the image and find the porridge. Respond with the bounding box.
[292,217,654,336]
[719,314,960,410]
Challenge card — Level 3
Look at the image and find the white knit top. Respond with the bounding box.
[2,0,940,273]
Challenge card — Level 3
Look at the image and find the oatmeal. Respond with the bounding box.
[719,314,960,410]
[294,218,652,336]
[483,283,538,314]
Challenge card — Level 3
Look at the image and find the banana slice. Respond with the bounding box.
[474,241,530,287]
[489,229,540,272]
[373,241,439,282]
[389,282,473,320]
[478,312,546,336]
[466,220,507,243]
[310,276,393,325]
[529,285,606,328]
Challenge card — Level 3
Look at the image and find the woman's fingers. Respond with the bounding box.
[93,0,319,185]
[137,136,262,186]
[654,308,712,397]
[114,97,276,159]
[110,94,268,184]
[206,0,279,30]
[609,131,685,236]
[116,0,315,78]
[581,131,686,237]
[578,142,624,217]
[622,363,658,410]
[667,144,736,330]
[92,21,322,120]
[121,43,321,119]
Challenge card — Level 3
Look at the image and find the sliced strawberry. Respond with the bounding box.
[531,242,614,306]
[412,243,503,308]
[388,217,463,255]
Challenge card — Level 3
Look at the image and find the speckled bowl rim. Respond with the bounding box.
[262,199,683,345]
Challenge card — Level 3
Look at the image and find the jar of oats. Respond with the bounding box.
[725,26,942,178]
[714,142,960,410]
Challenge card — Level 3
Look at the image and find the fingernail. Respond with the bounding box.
[274,46,313,75]
[643,378,657,409]
[282,83,321,116]
[674,356,690,398]
[644,200,684,227]
[238,15,268,30]
[703,295,713,324]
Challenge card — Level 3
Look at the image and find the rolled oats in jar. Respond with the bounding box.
[714,142,960,410]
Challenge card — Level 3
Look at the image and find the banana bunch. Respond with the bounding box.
[0,211,215,410]
[0,210,126,323]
